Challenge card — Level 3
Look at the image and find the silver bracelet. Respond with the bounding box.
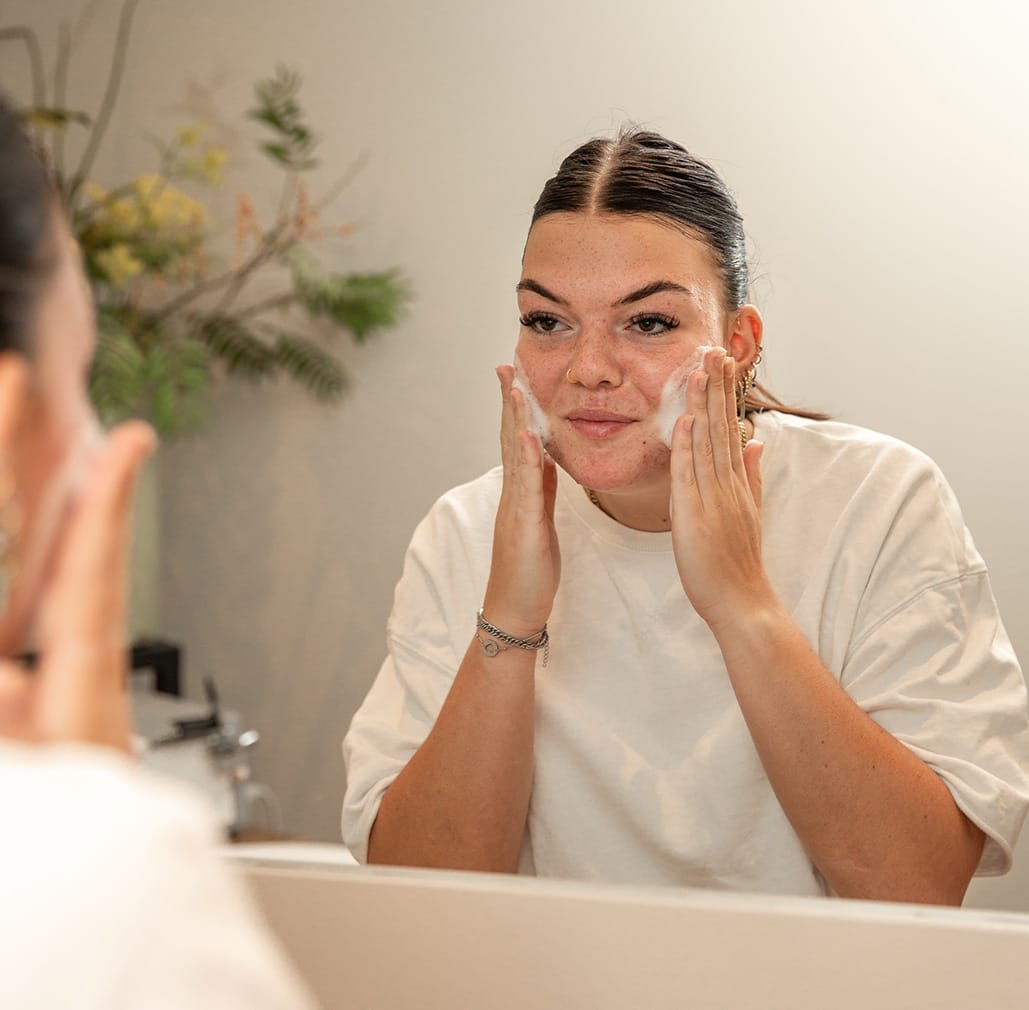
[475,609,549,668]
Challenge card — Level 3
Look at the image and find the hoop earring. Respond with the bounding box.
[735,350,761,449]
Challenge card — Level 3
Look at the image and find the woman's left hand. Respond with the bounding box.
[669,347,771,634]
[0,421,156,752]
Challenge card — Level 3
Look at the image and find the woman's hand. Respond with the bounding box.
[482,366,560,636]
[0,421,156,752]
[669,347,771,634]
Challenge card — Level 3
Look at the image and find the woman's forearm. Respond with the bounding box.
[713,602,984,904]
[367,639,537,873]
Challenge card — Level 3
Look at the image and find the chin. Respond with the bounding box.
[546,439,670,493]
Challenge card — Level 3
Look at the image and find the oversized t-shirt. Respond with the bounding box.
[342,412,1029,896]
[1,742,317,1010]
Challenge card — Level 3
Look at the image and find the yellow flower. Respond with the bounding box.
[181,146,229,186]
[94,243,144,287]
[176,122,209,149]
[106,196,144,235]
[201,147,228,185]
[84,182,110,204]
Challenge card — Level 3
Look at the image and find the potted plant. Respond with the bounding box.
[2,0,411,435]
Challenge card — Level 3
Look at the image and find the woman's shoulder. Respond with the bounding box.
[757,410,942,483]
[427,465,504,520]
[407,466,504,553]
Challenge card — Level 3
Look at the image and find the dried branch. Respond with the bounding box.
[52,20,73,188]
[147,236,285,327]
[234,290,297,320]
[66,0,141,209]
[312,150,369,215]
[0,27,47,108]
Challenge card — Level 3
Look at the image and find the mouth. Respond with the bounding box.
[565,409,636,439]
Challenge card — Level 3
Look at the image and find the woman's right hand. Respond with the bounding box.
[481,365,560,637]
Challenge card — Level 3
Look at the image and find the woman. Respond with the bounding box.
[343,129,1029,905]
[0,97,315,1008]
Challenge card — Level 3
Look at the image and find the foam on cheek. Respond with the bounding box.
[651,345,717,448]
[512,356,551,444]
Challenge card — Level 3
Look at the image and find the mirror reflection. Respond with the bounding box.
[3,0,1027,929]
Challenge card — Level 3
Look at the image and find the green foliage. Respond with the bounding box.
[3,7,411,435]
[291,251,411,341]
[197,316,276,380]
[270,330,348,402]
[249,67,319,172]
[92,310,212,435]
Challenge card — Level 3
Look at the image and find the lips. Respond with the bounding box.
[565,408,635,439]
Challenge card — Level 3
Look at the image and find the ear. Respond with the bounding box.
[0,353,30,459]
[727,305,763,372]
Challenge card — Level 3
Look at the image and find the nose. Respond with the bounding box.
[567,326,622,389]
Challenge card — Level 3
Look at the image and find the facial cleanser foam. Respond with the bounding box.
[512,355,551,444]
[651,345,717,448]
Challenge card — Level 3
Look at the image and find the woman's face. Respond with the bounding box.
[516,212,756,494]
[0,212,102,653]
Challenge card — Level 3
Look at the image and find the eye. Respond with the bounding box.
[628,312,679,336]
[520,311,568,335]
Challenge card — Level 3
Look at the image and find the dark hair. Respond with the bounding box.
[531,127,828,421]
[0,93,57,356]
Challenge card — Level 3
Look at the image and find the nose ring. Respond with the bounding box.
[566,369,578,384]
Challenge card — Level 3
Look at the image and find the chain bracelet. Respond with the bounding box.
[475,609,549,667]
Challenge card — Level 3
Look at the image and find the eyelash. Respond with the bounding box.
[519,311,681,336]
[629,312,679,335]
[519,311,563,333]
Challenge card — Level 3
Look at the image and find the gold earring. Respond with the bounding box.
[736,351,760,449]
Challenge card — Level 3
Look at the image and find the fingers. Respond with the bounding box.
[722,355,746,478]
[496,365,515,474]
[704,349,734,487]
[669,413,702,518]
[542,452,558,523]
[685,362,718,503]
[0,661,34,740]
[743,440,764,511]
[39,421,156,677]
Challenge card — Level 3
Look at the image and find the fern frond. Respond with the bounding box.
[249,66,318,171]
[267,330,348,402]
[197,315,276,379]
[290,250,410,341]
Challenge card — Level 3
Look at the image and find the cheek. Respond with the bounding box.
[512,341,567,409]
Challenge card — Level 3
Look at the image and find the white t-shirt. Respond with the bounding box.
[342,412,1029,896]
[0,742,317,1010]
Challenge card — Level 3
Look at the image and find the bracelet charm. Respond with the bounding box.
[475,609,549,667]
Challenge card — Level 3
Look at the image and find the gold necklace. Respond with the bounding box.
[584,487,604,511]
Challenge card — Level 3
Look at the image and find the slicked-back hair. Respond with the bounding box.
[0,93,56,356]
[529,127,828,421]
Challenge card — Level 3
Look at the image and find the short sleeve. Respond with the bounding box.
[341,472,498,861]
[341,646,457,862]
[842,571,1029,875]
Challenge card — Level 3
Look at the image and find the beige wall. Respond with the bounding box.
[4,0,1027,866]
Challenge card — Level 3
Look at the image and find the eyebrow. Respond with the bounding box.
[617,280,693,305]
[516,278,693,307]
[516,279,566,304]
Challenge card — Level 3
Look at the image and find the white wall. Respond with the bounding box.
[4,0,1027,879]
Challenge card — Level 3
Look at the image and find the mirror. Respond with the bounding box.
[8,0,1025,913]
